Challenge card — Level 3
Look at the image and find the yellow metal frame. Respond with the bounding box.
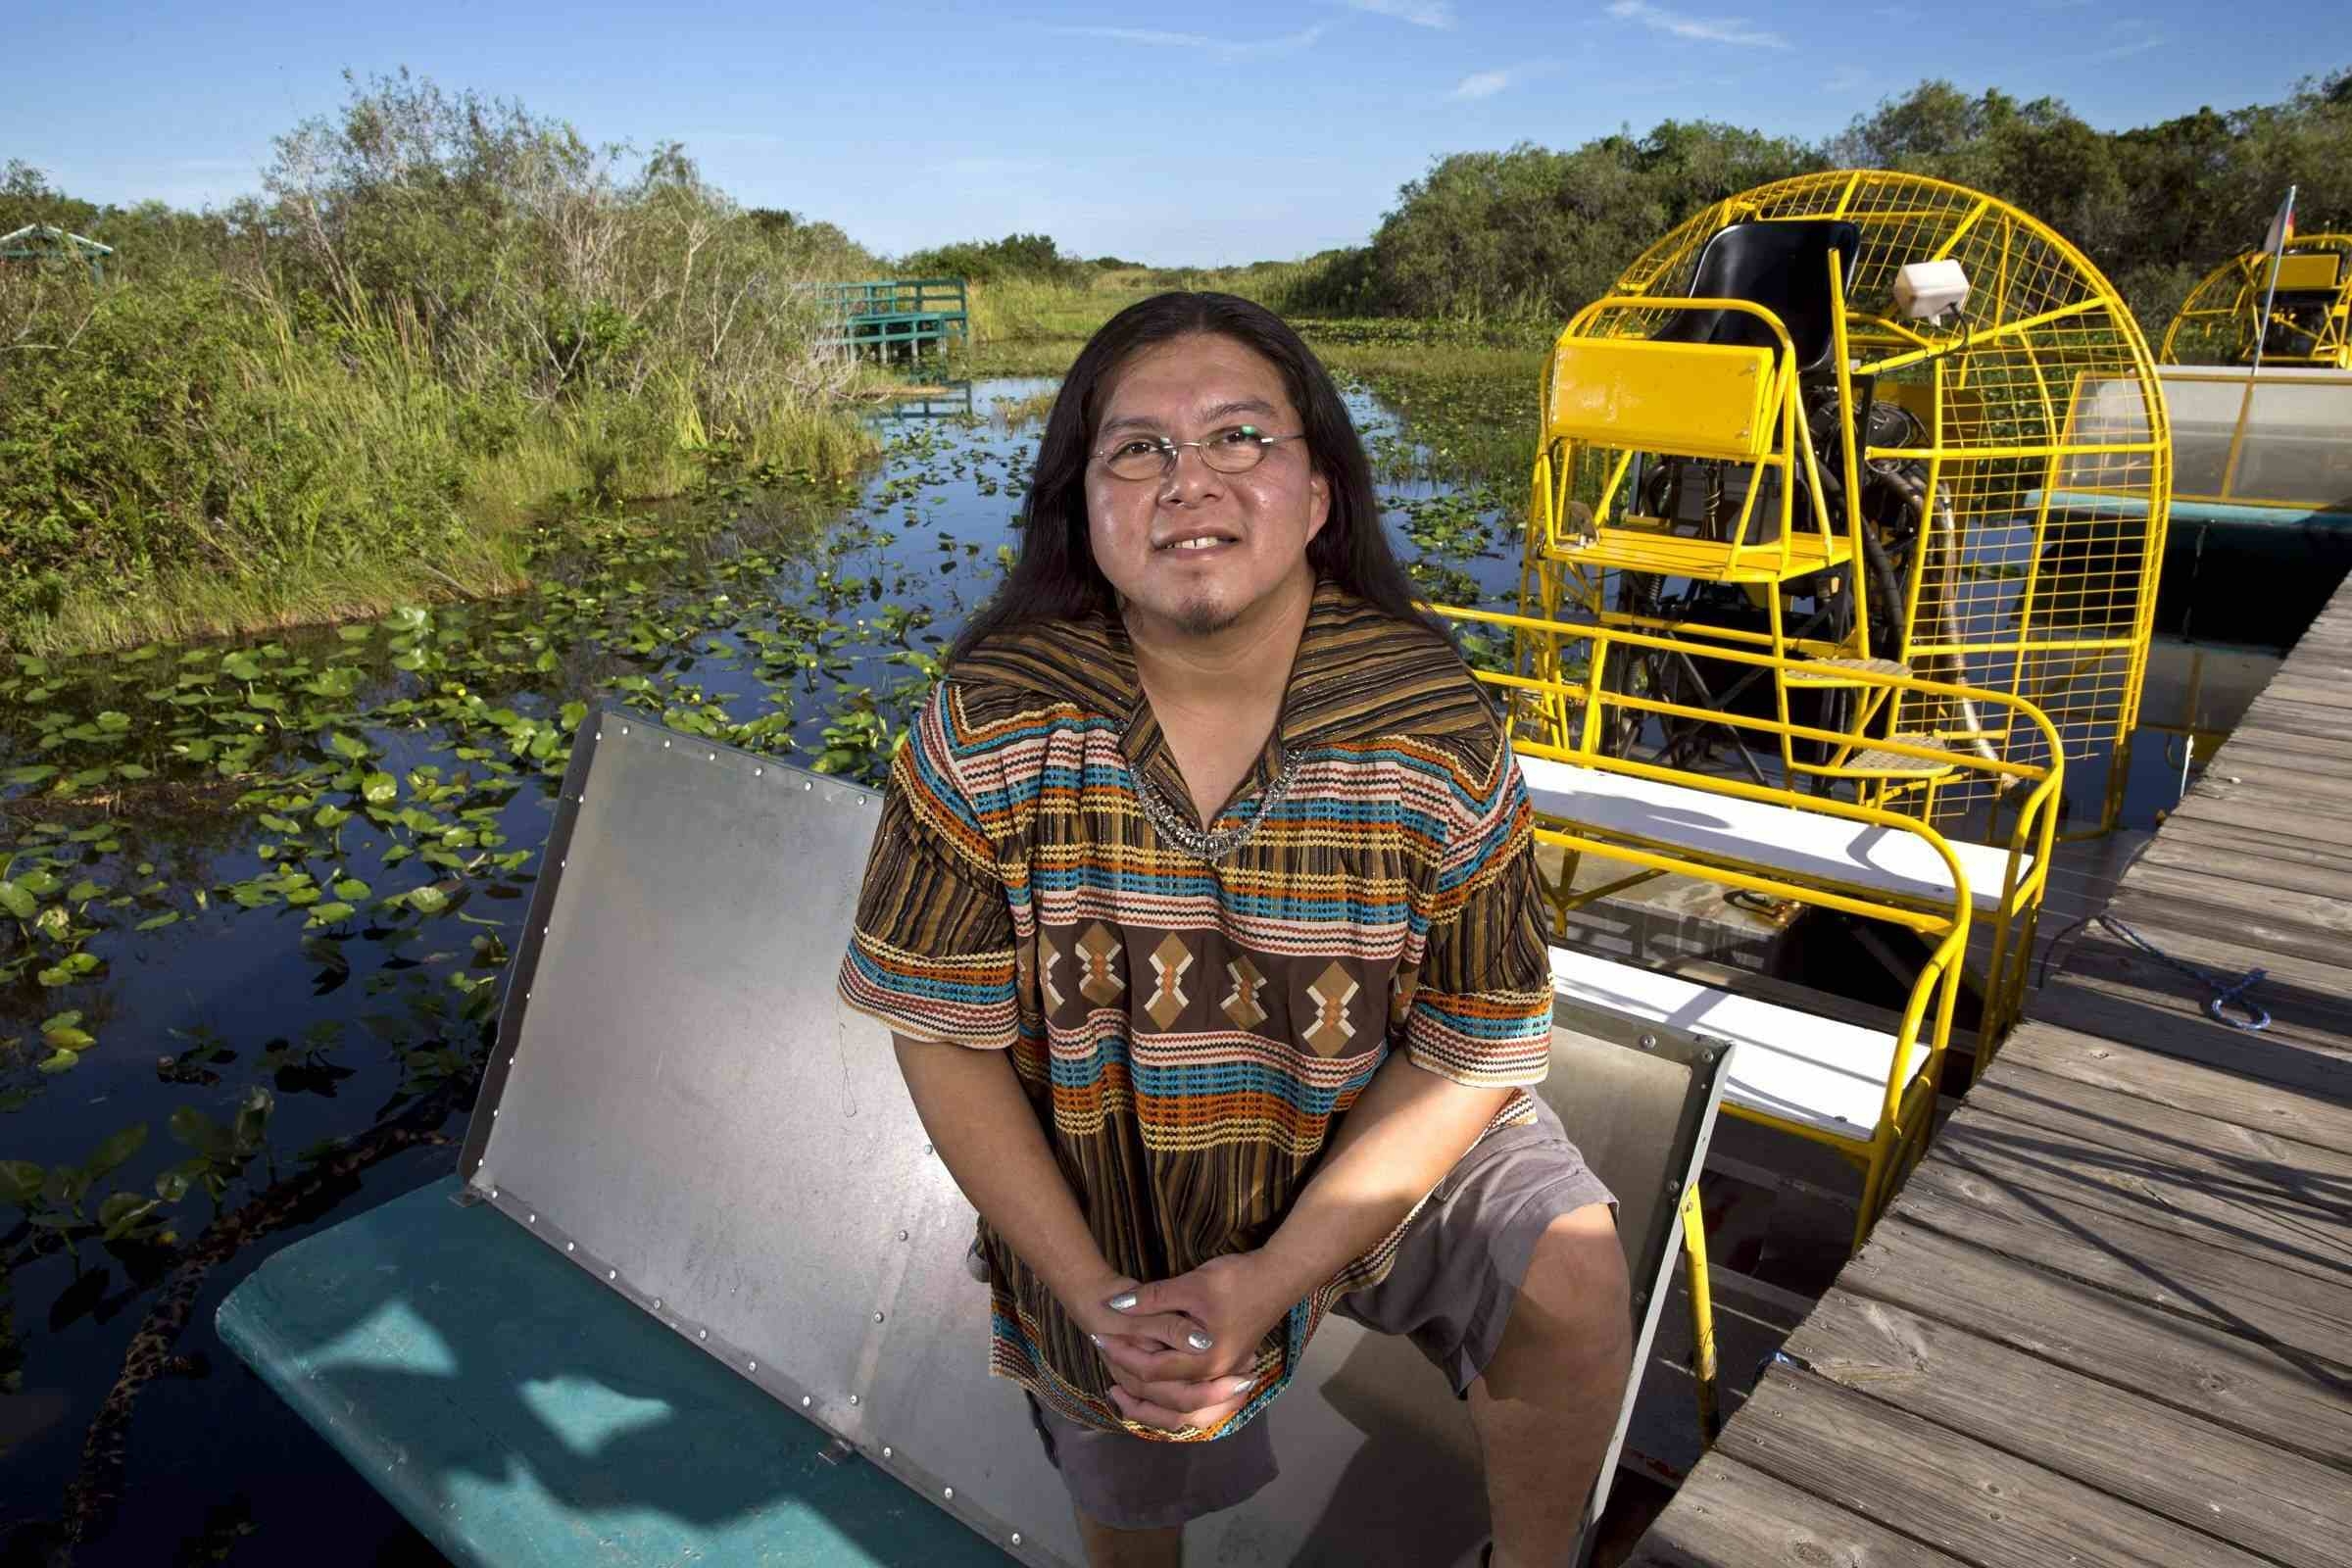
[1534,274,1869,601]
[2162,236,2352,370]
[1536,172,2168,839]
[1437,606,2064,1249]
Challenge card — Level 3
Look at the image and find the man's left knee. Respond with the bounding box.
[1515,1204,1632,1358]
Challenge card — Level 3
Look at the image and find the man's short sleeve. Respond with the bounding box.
[1401,733,1554,1088]
[837,683,1020,1049]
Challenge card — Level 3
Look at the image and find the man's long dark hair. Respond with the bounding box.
[948,291,1452,665]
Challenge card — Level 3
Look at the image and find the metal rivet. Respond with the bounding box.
[1011,1533,1022,1546]
[923,1143,934,1155]
[896,1229,909,1242]
[565,1242,574,1252]
[749,1360,758,1372]
[619,725,628,734]
[489,1187,499,1198]
[708,752,716,761]
[607,1269,616,1280]
[849,1394,860,1405]
[802,1396,811,1407]
[653,1298,662,1309]
[492,1108,499,1117]
[754,767,763,776]
[943,1487,955,1500]
[527,1213,536,1223]
[804,781,811,791]
[874,1311,886,1322]
[1640,1033,1657,1051]
[698,1330,708,1341]
[662,739,670,748]
[1664,1178,1680,1194]
[882,1445,893,1458]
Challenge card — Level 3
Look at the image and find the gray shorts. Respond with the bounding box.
[1025,1098,1616,1531]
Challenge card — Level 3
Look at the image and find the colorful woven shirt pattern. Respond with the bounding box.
[838,582,1554,1439]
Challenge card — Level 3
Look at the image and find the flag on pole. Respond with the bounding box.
[2263,188,2297,256]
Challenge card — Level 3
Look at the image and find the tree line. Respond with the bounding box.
[1274,71,2352,337]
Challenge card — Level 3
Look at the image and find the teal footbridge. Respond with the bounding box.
[818,277,968,360]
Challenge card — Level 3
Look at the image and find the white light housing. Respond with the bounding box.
[1893,260,1971,321]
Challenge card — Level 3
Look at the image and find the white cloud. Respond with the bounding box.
[1603,1,1789,49]
[1334,0,1458,26]
[1448,61,1556,100]
[1046,24,1328,58]
[2092,22,2169,60]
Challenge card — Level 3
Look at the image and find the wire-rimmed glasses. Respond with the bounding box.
[1092,423,1305,481]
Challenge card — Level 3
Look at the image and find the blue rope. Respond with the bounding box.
[2089,912,2272,1032]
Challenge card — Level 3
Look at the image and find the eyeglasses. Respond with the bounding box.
[1091,424,1305,482]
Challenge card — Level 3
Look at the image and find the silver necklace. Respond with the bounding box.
[1130,745,1304,862]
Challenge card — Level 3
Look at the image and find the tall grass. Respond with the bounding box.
[0,74,884,655]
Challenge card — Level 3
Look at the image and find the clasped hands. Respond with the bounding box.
[1069,1251,1297,1433]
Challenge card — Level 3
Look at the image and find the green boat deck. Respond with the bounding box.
[217,1175,1011,1568]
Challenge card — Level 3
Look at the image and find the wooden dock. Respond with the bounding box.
[1627,581,2352,1567]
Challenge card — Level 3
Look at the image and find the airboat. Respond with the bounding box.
[222,172,2205,1565]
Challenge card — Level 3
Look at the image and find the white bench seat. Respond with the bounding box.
[1518,754,2028,914]
[1551,946,1929,1142]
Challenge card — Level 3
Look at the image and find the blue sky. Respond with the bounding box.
[8,2,2345,264]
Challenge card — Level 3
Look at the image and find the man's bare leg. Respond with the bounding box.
[1467,1203,1633,1568]
[1075,1510,1182,1568]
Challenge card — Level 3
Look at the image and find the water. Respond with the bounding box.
[0,378,1518,1565]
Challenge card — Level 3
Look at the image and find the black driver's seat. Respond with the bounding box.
[1652,219,1863,375]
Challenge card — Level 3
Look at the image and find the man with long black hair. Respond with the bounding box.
[841,294,1629,1567]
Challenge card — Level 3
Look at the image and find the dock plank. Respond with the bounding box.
[1839,1221,2352,1465]
[1889,1158,2352,1372]
[1623,1455,1969,1568]
[2135,835,2352,901]
[1783,1292,2352,1568]
[1994,1024,2352,1154]
[2052,901,2352,1000]
[2114,862,2352,951]
[2191,737,2352,783]
[1930,1089,2352,1288]
[2155,813,2352,869]
[2030,969,2352,1095]
[1714,1369,2282,1568]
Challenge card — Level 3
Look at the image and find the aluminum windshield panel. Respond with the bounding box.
[458,711,1723,1567]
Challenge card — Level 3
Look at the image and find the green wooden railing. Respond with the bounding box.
[814,277,968,358]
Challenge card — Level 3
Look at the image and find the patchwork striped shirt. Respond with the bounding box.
[838,581,1554,1439]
